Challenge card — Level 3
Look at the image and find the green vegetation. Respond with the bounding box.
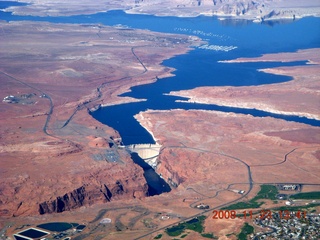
[290,191,320,200]
[222,201,262,210]
[237,223,254,240]
[185,216,205,233]
[251,185,278,201]
[165,216,215,238]
[166,224,185,237]
[222,185,278,210]
[154,234,162,239]
[181,233,188,238]
[166,216,204,236]
[201,233,217,239]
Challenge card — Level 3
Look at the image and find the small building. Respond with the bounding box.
[285,200,294,206]
[276,194,287,200]
[195,203,209,209]
[277,184,301,191]
[161,215,170,220]
[283,185,297,190]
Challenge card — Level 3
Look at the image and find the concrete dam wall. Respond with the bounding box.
[126,144,161,168]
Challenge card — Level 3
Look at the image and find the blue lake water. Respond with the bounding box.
[1,3,320,145]
[1,3,320,194]
[1,6,320,54]
[86,15,320,145]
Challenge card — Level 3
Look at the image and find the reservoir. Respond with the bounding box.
[87,16,320,145]
[1,4,320,194]
[3,5,319,139]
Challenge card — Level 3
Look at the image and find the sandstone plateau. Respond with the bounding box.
[136,109,320,186]
[132,108,320,239]
[5,0,320,20]
[0,21,201,218]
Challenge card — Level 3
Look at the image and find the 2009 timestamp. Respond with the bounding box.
[212,210,307,220]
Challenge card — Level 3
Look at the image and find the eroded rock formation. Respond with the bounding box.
[39,186,86,214]
[6,0,320,20]
[38,180,132,214]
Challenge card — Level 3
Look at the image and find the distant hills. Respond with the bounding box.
[130,0,320,20]
[6,0,320,20]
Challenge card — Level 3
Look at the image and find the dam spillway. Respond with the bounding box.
[126,143,162,168]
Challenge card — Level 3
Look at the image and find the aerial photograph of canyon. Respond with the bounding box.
[0,0,319,239]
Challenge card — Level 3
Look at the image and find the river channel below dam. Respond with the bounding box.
[125,144,171,196]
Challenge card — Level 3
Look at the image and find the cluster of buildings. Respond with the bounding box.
[3,95,18,103]
[251,212,320,239]
[198,44,238,52]
[3,93,37,104]
[277,184,301,191]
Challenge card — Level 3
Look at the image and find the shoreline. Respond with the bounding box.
[168,48,320,124]
[174,99,320,121]
[8,8,320,21]
[134,111,159,144]
[4,0,320,21]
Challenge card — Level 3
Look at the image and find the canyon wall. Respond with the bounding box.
[38,180,143,214]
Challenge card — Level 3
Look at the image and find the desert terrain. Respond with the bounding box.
[0,20,201,219]
[1,1,320,240]
[133,108,320,238]
[3,101,319,240]
[5,0,320,20]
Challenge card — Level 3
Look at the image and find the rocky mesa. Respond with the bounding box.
[5,0,320,20]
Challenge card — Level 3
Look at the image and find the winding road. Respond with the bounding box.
[0,71,54,136]
[60,45,149,129]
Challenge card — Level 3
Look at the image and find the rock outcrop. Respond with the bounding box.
[157,156,183,188]
[219,1,259,16]
[6,0,320,20]
[38,180,132,214]
[39,186,86,214]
